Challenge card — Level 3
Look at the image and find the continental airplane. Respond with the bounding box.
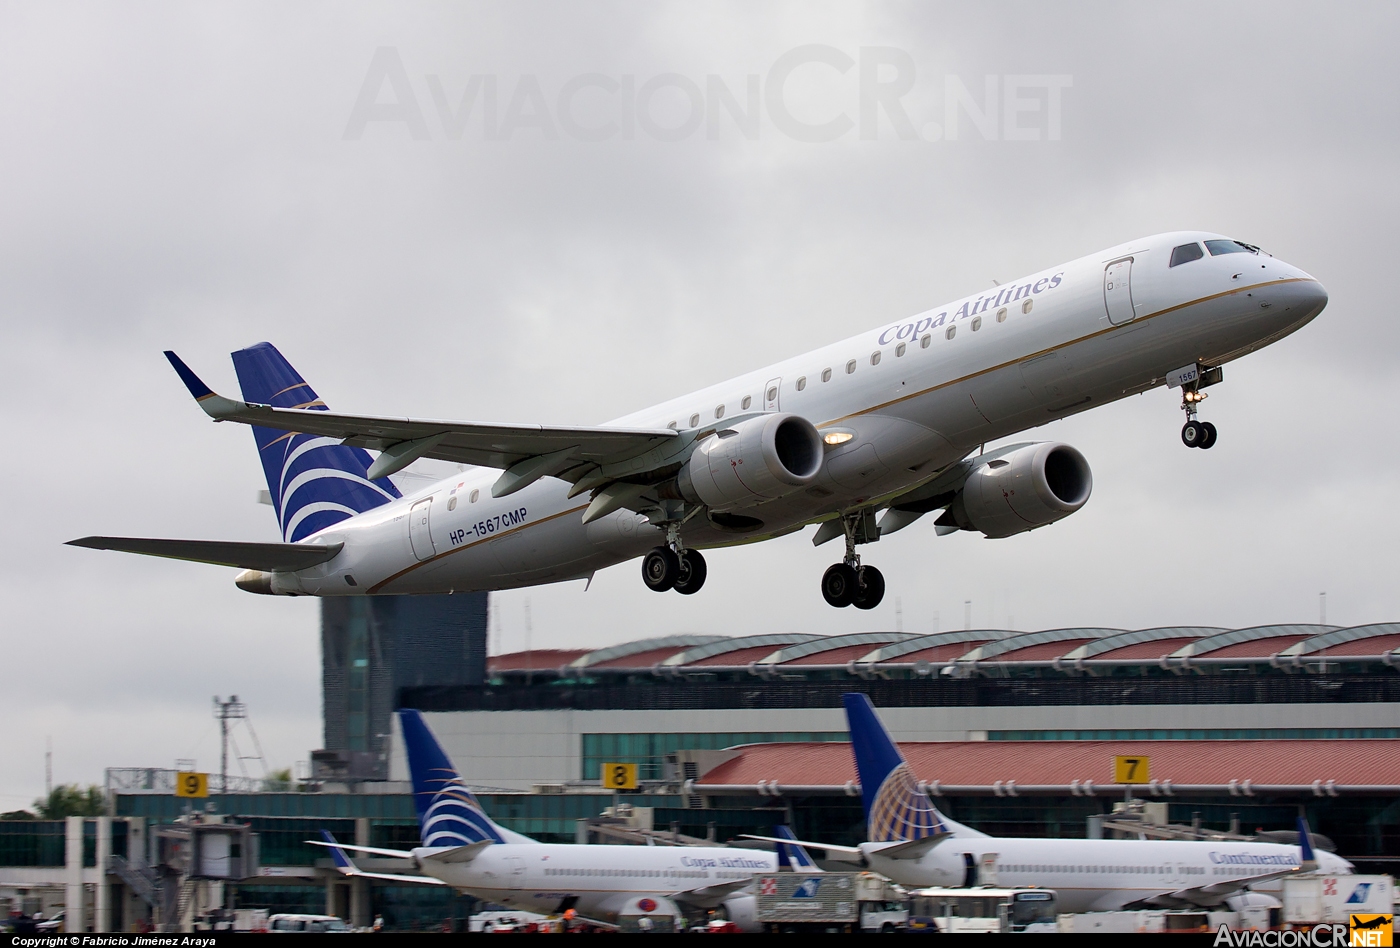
[747,694,1352,914]
[69,232,1327,607]
[309,710,775,930]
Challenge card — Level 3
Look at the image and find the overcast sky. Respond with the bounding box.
[2,2,1397,810]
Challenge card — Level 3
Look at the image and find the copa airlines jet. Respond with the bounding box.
[70,232,1327,607]
[309,710,775,930]
[747,695,1352,914]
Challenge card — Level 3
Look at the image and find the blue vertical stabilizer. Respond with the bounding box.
[398,709,504,846]
[231,342,400,542]
[774,825,823,872]
[842,693,946,843]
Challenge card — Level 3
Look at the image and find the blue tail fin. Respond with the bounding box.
[398,709,504,846]
[1296,815,1317,863]
[231,342,400,542]
[842,693,946,843]
[774,825,822,872]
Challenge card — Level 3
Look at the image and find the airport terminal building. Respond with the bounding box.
[6,618,1400,931]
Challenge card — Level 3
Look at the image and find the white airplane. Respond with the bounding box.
[69,232,1327,607]
[746,694,1352,914]
[309,709,776,930]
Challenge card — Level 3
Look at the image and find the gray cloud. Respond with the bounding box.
[1,0,1397,808]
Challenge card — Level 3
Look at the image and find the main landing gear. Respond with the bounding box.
[641,523,707,595]
[821,514,885,610]
[1180,384,1217,450]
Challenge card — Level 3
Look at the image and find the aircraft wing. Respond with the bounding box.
[671,878,755,906]
[739,834,865,862]
[867,833,951,860]
[67,537,342,571]
[1137,867,1301,908]
[306,839,417,860]
[421,841,494,865]
[310,833,450,886]
[165,351,677,489]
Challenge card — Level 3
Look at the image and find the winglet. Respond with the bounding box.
[774,825,822,872]
[164,350,214,399]
[163,350,244,419]
[320,829,359,875]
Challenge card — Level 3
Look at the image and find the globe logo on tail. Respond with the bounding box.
[867,762,945,842]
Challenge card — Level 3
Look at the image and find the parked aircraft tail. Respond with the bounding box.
[773,825,823,872]
[842,693,947,843]
[398,709,507,846]
[225,342,401,542]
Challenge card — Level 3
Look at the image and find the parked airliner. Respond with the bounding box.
[70,232,1327,607]
[748,695,1351,914]
[309,709,774,930]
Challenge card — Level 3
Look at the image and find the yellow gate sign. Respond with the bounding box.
[175,772,209,798]
[1114,756,1150,785]
[601,762,638,791]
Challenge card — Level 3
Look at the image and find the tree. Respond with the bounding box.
[261,768,293,792]
[1,809,36,820]
[34,785,105,819]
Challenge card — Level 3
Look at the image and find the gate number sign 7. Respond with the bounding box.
[1114,756,1150,785]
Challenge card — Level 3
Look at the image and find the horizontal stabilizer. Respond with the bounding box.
[66,536,343,571]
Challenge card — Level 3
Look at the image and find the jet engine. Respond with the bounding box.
[677,413,823,510]
[939,442,1092,538]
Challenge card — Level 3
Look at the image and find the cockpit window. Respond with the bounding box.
[1169,242,1204,267]
[1205,239,1257,256]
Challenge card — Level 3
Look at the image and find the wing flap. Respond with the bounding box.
[67,536,342,571]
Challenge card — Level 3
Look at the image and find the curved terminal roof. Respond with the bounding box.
[661,633,822,667]
[973,628,1120,663]
[1066,627,1225,662]
[759,632,917,666]
[1171,624,1335,660]
[695,739,1400,792]
[1283,623,1400,658]
[486,623,1400,675]
[571,635,725,669]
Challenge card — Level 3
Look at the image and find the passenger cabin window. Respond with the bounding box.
[1022,298,1033,314]
[1205,238,1257,256]
[689,413,700,427]
[795,377,806,391]
[895,342,906,357]
[996,307,1007,323]
[945,325,956,340]
[715,405,724,418]
[846,359,857,374]
[470,489,479,503]
[971,316,982,331]
[741,395,752,410]
[821,367,832,382]
[667,420,677,429]
[921,333,931,348]
[1170,242,1205,266]
[870,351,881,366]
[767,386,778,401]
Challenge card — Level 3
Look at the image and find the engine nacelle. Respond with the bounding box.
[678,413,823,510]
[944,442,1092,538]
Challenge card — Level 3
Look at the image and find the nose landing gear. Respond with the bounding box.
[1180,385,1217,450]
[820,513,886,609]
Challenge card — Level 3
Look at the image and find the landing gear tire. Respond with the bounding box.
[821,563,859,608]
[1181,420,1206,448]
[852,565,885,610]
[642,546,680,592]
[1199,421,1218,449]
[673,549,708,595]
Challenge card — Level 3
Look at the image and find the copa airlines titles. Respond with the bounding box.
[878,271,1066,346]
